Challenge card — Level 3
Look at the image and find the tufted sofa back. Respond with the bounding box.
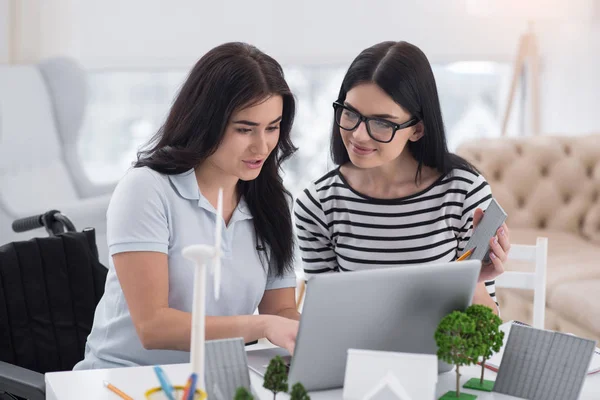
[456,135,600,244]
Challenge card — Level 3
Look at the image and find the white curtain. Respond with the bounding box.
[0,0,11,63]
[2,0,42,64]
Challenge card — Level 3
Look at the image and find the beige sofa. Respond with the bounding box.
[456,135,600,342]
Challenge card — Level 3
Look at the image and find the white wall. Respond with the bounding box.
[67,0,520,67]
[20,0,591,68]
[539,22,600,134]
[5,0,600,134]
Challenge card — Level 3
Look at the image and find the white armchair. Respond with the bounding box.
[0,57,114,265]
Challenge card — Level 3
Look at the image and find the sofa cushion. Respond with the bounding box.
[456,135,600,244]
[456,136,600,341]
[549,279,600,338]
[506,228,600,291]
[494,290,599,341]
[500,228,600,338]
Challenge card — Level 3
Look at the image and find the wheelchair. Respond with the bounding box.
[0,210,107,400]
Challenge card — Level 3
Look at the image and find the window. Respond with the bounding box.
[80,62,517,197]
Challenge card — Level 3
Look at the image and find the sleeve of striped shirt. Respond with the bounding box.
[457,173,499,308]
[294,183,338,280]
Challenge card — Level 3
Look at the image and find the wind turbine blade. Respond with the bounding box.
[213,257,221,300]
[214,187,223,299]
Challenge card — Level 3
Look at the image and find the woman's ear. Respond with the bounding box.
[408,121,425,142]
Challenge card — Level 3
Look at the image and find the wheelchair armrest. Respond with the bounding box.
[0,360,45,400]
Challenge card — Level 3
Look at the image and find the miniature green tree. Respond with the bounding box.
[435,311,483,399]
[263,355,289,400]
[463,305,505,391]
[290,382,310,400]
[234,387,254,400]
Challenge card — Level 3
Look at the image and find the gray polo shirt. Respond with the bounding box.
[74,167,296,370]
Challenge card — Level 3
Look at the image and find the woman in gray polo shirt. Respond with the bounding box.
[75,42,300,369]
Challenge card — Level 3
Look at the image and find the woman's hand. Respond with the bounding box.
[263,315,299,355]
[473,207,511,283]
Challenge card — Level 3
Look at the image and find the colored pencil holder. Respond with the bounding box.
[145,385,206,400]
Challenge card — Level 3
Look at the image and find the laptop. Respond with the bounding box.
[247,260,481,391]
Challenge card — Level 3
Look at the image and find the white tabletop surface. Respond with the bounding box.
[45,342,600,400]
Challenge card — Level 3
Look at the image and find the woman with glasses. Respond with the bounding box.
[294,41,510,312]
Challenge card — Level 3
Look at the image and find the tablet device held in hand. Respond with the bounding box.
[463,198,507,262]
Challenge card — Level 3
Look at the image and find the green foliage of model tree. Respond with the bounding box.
[465,305,505,385]
[290,382,310,400]
[234,386,254,400]
[435,311,483,397]
[263,355,289,400]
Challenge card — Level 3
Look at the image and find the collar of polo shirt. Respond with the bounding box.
[168,169,252,219]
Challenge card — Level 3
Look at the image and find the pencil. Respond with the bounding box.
[103,380,134,400]
[153,366,176,400]
[182,374,193,400]
[187,373,198,400]
[457,248,474,261]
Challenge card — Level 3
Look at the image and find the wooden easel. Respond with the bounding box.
[501,23,541,136]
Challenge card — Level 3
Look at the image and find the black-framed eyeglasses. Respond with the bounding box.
[332,101,419,143]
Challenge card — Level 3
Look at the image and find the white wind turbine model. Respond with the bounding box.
[182,187,223,391]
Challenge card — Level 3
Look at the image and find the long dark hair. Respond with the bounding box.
[136,42,296,276]
[331,41,475,181]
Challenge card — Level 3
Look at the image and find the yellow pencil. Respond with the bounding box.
[457,248,474,261]
[103,380,134,400]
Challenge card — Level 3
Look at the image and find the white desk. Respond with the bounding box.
[45,348,600,400]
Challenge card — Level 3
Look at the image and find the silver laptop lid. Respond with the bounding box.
[288,260,481,391]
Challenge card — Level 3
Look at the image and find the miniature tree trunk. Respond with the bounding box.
[464,304,505,390]
[455,364,461,397]
[480,357,487,384]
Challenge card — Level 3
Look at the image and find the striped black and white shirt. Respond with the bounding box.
[294,167,498,306]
